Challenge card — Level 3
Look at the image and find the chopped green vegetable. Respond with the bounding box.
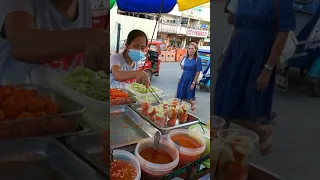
[64,68,109,101]
[130,82,159,94]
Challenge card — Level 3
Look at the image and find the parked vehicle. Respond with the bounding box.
[139,40,166,80]
[198,48,210,67]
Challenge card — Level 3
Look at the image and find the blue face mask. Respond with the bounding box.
[128,49,146,62]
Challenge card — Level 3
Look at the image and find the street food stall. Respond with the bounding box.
[106,1,284,180]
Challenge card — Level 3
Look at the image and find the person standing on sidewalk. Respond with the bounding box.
[176,42,203,111]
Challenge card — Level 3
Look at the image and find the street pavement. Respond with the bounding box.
[153,62,320,180]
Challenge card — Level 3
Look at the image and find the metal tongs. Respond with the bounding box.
[147,85,163,104]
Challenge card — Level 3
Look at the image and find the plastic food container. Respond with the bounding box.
[167,129,206,169]
[112,150,141,180]
[217,129,259,180]
[168,98,181,108]
[210,116,226,137]
[110,88,136,106]
[189,124,210,157]
[48,71,108,120]
[140,100,151,116]
[147,106,156,121]
[167,106,179,127]
[154,108,167,128]
[135,137,179,179]
[178,102,190,123]
[210,138,224,174]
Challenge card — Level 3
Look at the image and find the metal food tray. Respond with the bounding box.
[66,133,108,177]
[110,105,158,149]
[110,88,136,106]
[130,104,199,134]
[0,84,85,138]
[0,138,103,180]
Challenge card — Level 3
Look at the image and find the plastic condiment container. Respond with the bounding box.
[167,105,179,127]
[140,100,151,116]
[167,129,206,168]
[168,98,181,107]
[217,129,259,180]
[178,102,190,123]
[112,150,141,180]
[210,116,226,136]
[135,137,179,179]
[188,124,224,169]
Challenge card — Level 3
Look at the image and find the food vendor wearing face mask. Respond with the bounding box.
[110,29,150,88]
[0,0,109,85]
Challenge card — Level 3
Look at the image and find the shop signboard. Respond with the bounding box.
[158,23,177,34]
[186,29,209,38]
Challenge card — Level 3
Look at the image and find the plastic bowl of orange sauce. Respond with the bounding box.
[135,137,179,180]
[167,129,206,169]
[111,150,141,180]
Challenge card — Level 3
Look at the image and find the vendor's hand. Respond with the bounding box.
[83,31,109,73]
[256,69,272,91]
[190,83,195,90]
[135,70,150,87]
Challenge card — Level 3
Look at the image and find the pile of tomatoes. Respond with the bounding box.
[110,88,133,105]
[0,85,71,138]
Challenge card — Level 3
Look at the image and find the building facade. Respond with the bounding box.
[157,5,210,48]
[110,3,210,51]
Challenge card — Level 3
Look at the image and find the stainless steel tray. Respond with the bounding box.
[130,104,199,134]
[0,138,103,180]
[110,106,158,149]
[66,133,108,177]
[0,84,85,138]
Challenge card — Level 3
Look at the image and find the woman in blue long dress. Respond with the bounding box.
[214,0,295,155]
[176,42,203,111]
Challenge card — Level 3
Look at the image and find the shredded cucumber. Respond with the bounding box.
[64,68,109,101]
[130,82,159,94]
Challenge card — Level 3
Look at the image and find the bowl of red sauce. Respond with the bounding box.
[111,150,141,180]
[135,137,179,180]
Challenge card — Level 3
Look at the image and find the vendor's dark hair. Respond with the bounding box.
[126,29,148,47]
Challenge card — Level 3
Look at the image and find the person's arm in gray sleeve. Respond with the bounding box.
[1,0,108,64]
